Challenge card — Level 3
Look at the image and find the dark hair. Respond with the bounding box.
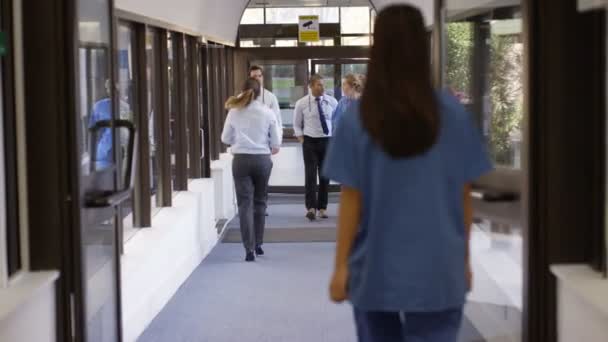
[225,78,261,109]
[249,65,264,74]
[309,74,323,86]
[360,5,439,158]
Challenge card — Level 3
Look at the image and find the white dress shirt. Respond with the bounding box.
[257,88,282,136]
[293,94,338,138]
[221,101,281,155]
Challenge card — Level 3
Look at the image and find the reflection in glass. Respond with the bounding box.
[76,0,120,340]
[147,28,160,208]
[167,33,176,188]
[117,23,135,222]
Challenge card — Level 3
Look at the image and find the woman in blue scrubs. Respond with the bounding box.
[323,5,492,342]
[332,74,364,134]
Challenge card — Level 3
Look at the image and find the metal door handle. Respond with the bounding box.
[85,189,131,207]
[472,190,520,203]
[86,119,136,208]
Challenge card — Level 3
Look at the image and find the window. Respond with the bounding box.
[239,40,259,48]
[442,2,524,340]
[183,35,191,174]
[274,39,298,47]
[307,39,335,46]
[117,22,136,222]
[241,8,264,25]
[341,36,371,46]
[167,32,176,189]
[445,17,524,168]
[341,7,371,34]
[265,7,339,24]
[1,11,21,278]
[146,28,161,210]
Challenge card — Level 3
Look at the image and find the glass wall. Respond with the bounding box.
[250,61,308,128]
[443,2,523,341]
[147,28,160,210]
[445,11,524,168]
[103,18,231,243]
[167,32,177,189]
[117,22,135,222]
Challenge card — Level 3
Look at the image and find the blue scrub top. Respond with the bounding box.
[322,91,493,312]
[331,97,357,135]
[89,98,113,169]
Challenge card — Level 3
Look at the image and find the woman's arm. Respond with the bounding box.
[330,185,362,302]
[220,112,235,145]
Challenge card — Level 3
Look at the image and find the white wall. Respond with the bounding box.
[116,0,205,36]
[553,265,608,342]
[122,158,236,342]
[0,272,58,342]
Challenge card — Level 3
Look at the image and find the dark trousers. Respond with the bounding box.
[302,136,330,210]
[232,154,273,252]
[353,307,463,342]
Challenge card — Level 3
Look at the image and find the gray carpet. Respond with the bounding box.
[139,194,485,341]
[223,194,340,243]
[138,243,484,342]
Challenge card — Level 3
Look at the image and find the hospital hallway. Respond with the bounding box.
[2,0,608,341]
[136,193,517,342]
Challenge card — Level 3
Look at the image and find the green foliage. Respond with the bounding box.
[446,23,473,94]
[446,22,523,166]
[489,35,523,165]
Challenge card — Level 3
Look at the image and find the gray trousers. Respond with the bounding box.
[232,154,273,252]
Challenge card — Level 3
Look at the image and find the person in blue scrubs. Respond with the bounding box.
[323,5,492,342]
[89,95,113,170]
[332,73,364,134]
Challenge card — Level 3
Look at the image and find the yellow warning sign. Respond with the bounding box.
[298,15,320,43]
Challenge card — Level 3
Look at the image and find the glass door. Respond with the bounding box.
[75,0,133,341]
[250,60,309,133]
[311,59,368,100]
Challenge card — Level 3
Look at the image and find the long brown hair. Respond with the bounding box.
[225,78,261,109]
[360,5,439,158]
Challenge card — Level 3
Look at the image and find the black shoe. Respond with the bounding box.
[245,251,255,262]
[255,247,264,256]
[306,210,316,221]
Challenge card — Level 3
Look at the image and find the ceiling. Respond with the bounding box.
[115,0,434,45]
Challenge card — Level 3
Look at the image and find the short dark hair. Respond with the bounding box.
[309,74,323,86]
[249,65,264,74]
[361,5,439,158]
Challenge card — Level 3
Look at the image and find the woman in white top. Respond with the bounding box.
[221,78,281,262]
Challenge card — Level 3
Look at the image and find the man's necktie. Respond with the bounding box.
[315,97,329,135]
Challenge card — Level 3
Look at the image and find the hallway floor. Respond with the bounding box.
[138,195,518,342]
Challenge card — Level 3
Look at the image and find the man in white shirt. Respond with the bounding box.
[249,65,283,141]
[293,74,338,221]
